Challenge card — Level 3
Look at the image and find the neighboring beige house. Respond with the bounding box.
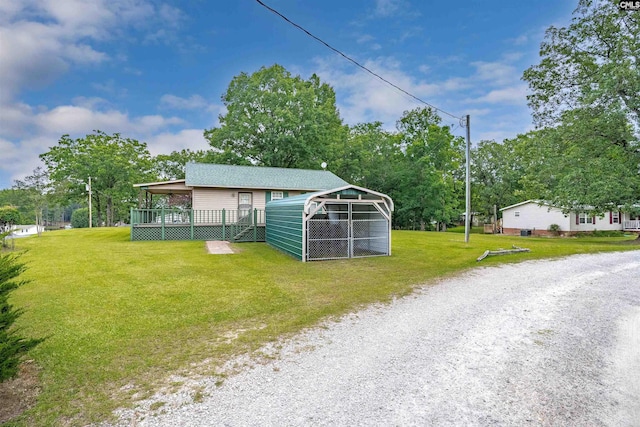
[500,200,640,236]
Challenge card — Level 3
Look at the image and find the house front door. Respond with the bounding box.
[238,192,252,220]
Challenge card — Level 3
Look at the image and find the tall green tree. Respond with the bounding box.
[394,108,465,230]
[523,0,639,129]
[522,0,640,214]
[0,207,20,230]
[13,167,50,236]
[479,111,639,215]
[154,149,209,180]
[0,190,31,224]
[471,139,525,218]
[40,131,156,226]
[329,122,402,191]
[0,206,21,248]
[205,64,346,169]
[517,108,639,213]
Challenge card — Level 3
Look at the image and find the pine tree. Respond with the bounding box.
[0,253,43,382]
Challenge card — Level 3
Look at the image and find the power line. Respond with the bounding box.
[255,0,463,121]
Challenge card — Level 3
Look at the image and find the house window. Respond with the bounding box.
[514,211,520,217]
[579,213,594,224]
[271,191,284,200]
[612,211,620,224]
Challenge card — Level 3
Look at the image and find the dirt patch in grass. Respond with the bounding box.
[0,360,41,424]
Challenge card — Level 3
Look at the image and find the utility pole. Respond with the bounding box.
[87,177,92,229]
[465,114,471,243]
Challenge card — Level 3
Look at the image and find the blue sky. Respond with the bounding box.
[0,0,577,189]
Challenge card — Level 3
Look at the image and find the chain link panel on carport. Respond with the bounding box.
[306,214,389,261]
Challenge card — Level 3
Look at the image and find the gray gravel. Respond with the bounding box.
[112,250,640,426]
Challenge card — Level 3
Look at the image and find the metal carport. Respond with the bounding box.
[265,185,393,262]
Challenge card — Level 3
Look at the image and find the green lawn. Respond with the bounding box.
[8,228,638,425]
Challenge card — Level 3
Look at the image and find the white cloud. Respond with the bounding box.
[159,95,226,124]
[397,27,422,43]
[464,108,492,117]
[473,110,535,143]
[160,94,209,110]
[0,102,197,186]
[370,0,419,19]
[34,105,183,135]
[0,0,182,102]
[374,0,402,17]
[0,0,200,188]
[470,85,529,105]
[0,135,51,187]
[509,34,529,46]
[92,80,128,97]
[501,52,524,62]
[305,49,535,143]
[71,96,110,110]
[0,102,36,138]
[146,129,209,156]
[356,34,374,44]
[470,61,519,86]
[313,56,464,128]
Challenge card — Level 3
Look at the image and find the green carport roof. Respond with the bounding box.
[185,163,348,190]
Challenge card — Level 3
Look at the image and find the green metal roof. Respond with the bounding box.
[185,163,348,190]
[266,185,395,213]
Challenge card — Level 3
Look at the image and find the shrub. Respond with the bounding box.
[0,253,43,382]
[0,206,21,248]
[548,224,561,236]
[71,208,97,228]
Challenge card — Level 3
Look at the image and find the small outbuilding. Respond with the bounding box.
[265,185,393,261]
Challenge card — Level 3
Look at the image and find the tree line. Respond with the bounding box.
[1,0,638,231]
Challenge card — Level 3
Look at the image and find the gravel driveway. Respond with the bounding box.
[114,251,640,426]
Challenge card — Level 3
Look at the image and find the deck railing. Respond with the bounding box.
[131,208,265,226]
[130,208,266,241]
[623,220,640,231]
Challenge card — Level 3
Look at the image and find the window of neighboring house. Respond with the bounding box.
[579,213,594,224]
[271,191,284,200]
[612,211,620,224]
[514,211,520,217]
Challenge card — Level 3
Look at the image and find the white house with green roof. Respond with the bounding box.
[130,163,350,242]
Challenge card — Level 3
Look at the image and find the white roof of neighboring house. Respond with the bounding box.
[501,200,640,212]
[500,200,556,211]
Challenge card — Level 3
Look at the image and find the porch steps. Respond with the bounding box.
[232,225,254,242]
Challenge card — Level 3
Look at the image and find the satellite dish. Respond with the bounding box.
[321,162,327,169]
